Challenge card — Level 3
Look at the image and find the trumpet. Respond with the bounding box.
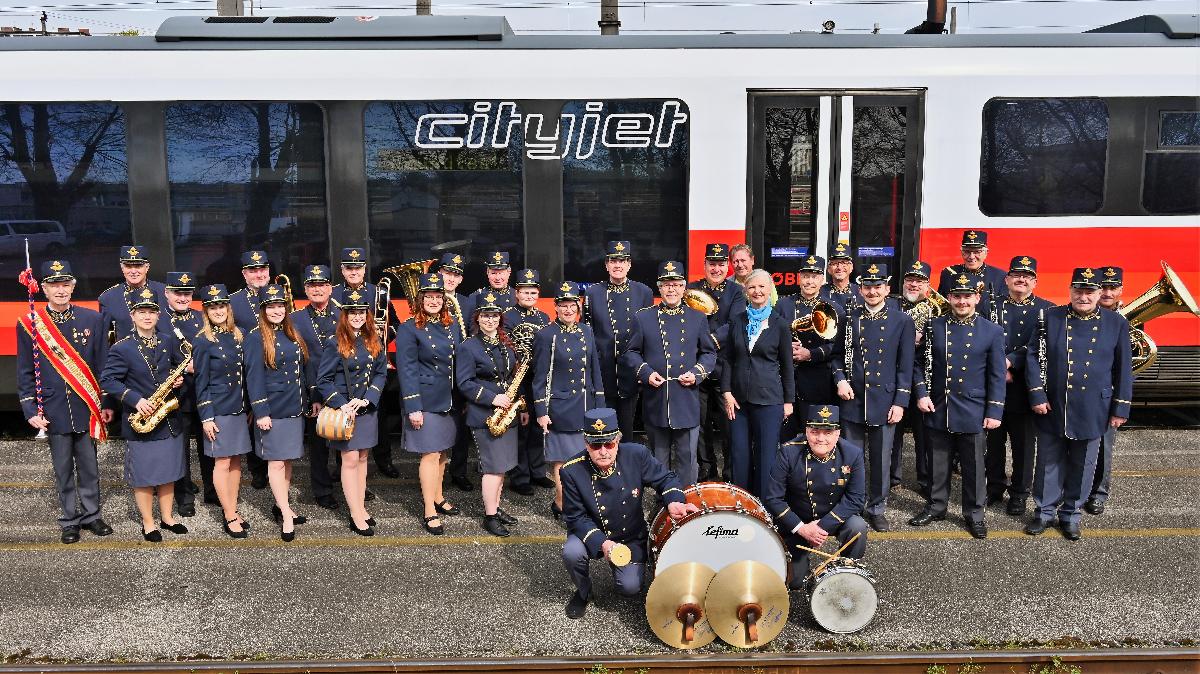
[274,274,294,314]
[906,290,950,334]
[683,288,719,316]
[791,300,838,340]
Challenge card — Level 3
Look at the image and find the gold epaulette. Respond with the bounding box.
[112,335,133,346]
[562,456,585,468]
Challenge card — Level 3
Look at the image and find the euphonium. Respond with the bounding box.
[1119,261,1200,375]
[906,290,950,334]
[486,323,538,436]
[791,300,838,340]
[274,273,295,314]
[128,328,192,434]
[381,260,435,311]
[683,288,719,316]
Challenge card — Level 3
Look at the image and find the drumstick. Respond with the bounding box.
[793,543,837,560]
[810,532,861,579]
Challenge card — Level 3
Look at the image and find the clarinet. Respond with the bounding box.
[923,320,933,395]
[843,310,854,380]
[1036,308,1048,388]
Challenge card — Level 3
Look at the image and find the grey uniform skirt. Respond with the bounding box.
[405,411,456,454]
[254,416,304,461]
[544,430,583,463]
[329,410,378,453]
[472,426,517,474]
[202,414,252,458]
[125,434,186,488]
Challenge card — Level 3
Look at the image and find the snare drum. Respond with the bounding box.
[807,559,878,634]
[649,482,789,582]
[316,407,355,442]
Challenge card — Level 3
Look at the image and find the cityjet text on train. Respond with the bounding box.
[413,101,688,160]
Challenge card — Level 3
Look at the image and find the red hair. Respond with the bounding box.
[472,310,514,351]
[413,291,453,329]
[335,310,382,359]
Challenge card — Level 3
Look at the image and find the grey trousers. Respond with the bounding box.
[1033,432,1101,526]
[927,428,986,523]
[49,432,101,528]
[841,421,897,516]
[1089,426,1118,504]
[648,425,700,486]
[985,410,1037,502]
[562,535,643,600]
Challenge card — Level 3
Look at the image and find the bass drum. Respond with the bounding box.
[807,560,878,634]
[315,406,355,442]
[649,482,789,582]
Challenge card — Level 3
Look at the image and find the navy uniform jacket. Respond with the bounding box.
[560,442,687,561]
[821,282,860,311]
[192,330,246,423]
[720,307,796,406]
[502,305,550,332]
[317,338,388,410]
[991,295,1054,412]
[396,317,460,415]
[1026,306,1133,441]
[455,335,518,429]
[161,308,203,412]
[833,304,915,426]
[463,286,516,321]
[586,280,655,398]
[621,304,717,429]
[778,294,845,402]
[531,320,605,432]
[291,304,339,403]
[98,281,167,341]
[17,306,109,434]
[913,314,1007,434]
[764,437,866,534]
[333,282,400,344]
[244,327,308,420]
[100,331,185,440]
[938,264,1008,316]
[230,286,263,332]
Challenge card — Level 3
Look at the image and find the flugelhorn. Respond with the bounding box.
[791,300,838,340]
[906,290,950,334]
[1119,261,1200,375]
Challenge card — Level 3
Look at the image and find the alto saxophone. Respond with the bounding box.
[486,323,537,436]
[128,329,192,434]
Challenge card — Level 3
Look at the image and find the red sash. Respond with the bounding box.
[19,307,107,441]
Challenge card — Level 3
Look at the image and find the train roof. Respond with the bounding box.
[0,13,1195,51]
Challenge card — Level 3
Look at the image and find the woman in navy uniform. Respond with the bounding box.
[455,301,521,537]
[721,269,794,498]
[245,283,310,542]
[532,281,606,520]
[396,273,462,536]
[100,289,189,542]
[317,289,388,536]
[193,284,253,539]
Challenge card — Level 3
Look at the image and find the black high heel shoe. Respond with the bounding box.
[496,508,518,526]
[159,521,188,535]
[348,519,374,537]
[422,514,444,536]
[272,505,307,526]
[142,528,163,543]
[223,518,248,539]
[280,516,296,543]
[434,500,460,516]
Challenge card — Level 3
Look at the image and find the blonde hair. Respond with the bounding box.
[200,304,243,343]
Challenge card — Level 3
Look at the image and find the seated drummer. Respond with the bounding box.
[764,404,867,588]
[560,408,700,620]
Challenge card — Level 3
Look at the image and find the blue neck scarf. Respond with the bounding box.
[746,303,771,344]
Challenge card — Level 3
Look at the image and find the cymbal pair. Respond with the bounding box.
[645,560,789,650]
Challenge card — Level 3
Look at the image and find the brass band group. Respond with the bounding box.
[18,229,1147,620]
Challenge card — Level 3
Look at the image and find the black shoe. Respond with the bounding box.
[565,591,589,619]
[865,513,891,532]
[186,481,200,495]
[142,529,163,543]
[203,492,220,505]
[908,509,945,527]
[1060,521,1082,541]
[435,499,461,516]
[315,495,339,510]
[985,493,1005,506]
[1006,498,1027,517]
[159,521,189,535]
[496,508,518,525]
[967,520,988,539]
[250,474,269,490]
[82,519,113,536]
[551,502,563,521]
[281,529,295,543]
[377,463,400,479]
[1024,518,1050,536]
[483,515,511,537]
[366,517,376,527]
[532,476,556,489]
[451,475,474,491]
[1084,499,1105,515]
[271,506,307,525]
[349,520,375,537]
[422,514,444,536]
[511,483,534,496]
[177,504,196,518]
[223,519,248,539]
[364,489,377,502]
[61,526,81,544]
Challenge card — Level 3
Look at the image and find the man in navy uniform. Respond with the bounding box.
[160,271,212,515]
[503,268,553,496]
[436,252,471,342]
[937,230,1008,317]
[832,263,915,532]
[229,249,272,488]
[436,251,475,491]
[985,256,1054,516]
[687,243,745,481]
[780,254,845,438]
[99,245,167,342]
[764,405,867,587]
[19,260,114,543]
[464,250,517,317]
[1025,267,1132,540]
[822,242,859,310]
[1087,265,1126,515]
[560,408,699,618]
[895,260,934,497]
[911,273,1006,538]
[585,241,655,438]
[292,264,341,509]
[622,261,718,486]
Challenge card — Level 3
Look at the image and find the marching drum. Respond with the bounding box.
[315,407,356,441]
[806,559,878,634]
[650,482,789,582]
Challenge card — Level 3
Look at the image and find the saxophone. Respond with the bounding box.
[486,323,538,436]
[129,329,192,434]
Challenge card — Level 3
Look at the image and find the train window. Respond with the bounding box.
[979,98,1108,216]
[1143,110,1200,215]
[364,100,524,293]
[1159,111,1200,148]
[562,99,689,287]
[165,102,329,288]
[850,103,911,272]
[0,103,130,301]
[762,105,819,282]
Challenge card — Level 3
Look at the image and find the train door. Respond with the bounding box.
[749,91,924,295]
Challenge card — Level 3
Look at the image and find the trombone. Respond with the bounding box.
[273,274,295,314]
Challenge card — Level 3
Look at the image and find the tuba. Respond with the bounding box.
[906,290,950,335]
[1119,261,1200,375]
[791,300,838,341]
[380,260,435,311]
[683,288,719,316]
[274,274,294,314]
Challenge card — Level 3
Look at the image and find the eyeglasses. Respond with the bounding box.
[586,440,618,451]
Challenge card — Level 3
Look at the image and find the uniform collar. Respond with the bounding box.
[702,279,727,293]
[47,306,74,323]
[607,281,630,293]
[949,312,978,326]
[1070,308,1101,321]
[556,319,580,333]
[1005,294,1036,306]
[659,302,684,315]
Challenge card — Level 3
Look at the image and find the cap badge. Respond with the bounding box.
[525,270,535,280]
[591,418,606,432]
[311,267,323,277]
[208,286,220,297]
[452,255,462,265]
[127,246,140,257]
[710,244,721,254]
[664,262,676,272]
[267,286,279,295]
[140,288,153,299]
[1082,268,1095,279]
[50,261,64,272]
[807,256,817,265]
[958,274,970,285]
[560,282,571,293]
[178,273,190,284]
[867,264,880,274]
[349,291,362,302]
[250,251,263,262]
[818,405,832,419]
[912,261,922,270]
[485,292,496,302]
[1020,257,1033,266]
[1105,267,1116,277]
[835,243,846,251]
[493,252,503,262]
[348,249,361,259]
[966,231,979,241]
[614,242,625,252]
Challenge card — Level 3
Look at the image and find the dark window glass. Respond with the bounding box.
[364,100,524,294]
[562,99,689,287]
[762,106,819,288]
[1144,153,1200,214]
[1160,111,1200,147]
[980,98,1108,215]
[851,104,909,272]
[165,102,328,289]
[0,103,130,301]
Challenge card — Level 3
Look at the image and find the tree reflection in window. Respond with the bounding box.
[852,105,907,261]
[763,106,818,253]
[0,103,129,300]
